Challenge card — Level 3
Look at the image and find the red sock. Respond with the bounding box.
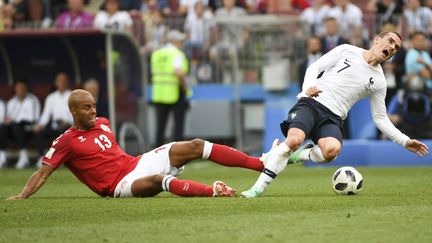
[208,144,264,172]
[168,179,214,197]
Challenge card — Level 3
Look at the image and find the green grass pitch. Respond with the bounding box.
[1,162,432,242]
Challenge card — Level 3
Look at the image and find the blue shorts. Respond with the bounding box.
[280,97,344,144]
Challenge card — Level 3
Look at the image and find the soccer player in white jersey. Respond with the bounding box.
[241,31,430,198]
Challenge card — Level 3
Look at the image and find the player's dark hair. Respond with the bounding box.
[323,16,337,22]
[378,31,402,42]
[15,78,29,86]
[410,31,427,40]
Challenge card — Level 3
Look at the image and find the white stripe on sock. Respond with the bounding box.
[202,141,213,159]
[309,145,327,163]
[162,175,176,191]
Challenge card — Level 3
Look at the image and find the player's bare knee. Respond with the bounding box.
[150,174,164,185]
[322,145,340,161]
[189,138,205,154]
[285,137,303,151]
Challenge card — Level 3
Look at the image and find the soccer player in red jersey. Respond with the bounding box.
[7,89,268,199]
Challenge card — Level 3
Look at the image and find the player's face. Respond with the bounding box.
[74,95,97,130]
[374,33,401,62]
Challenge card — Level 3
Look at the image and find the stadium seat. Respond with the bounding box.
[31,83,54,105]
[0,84,14,101]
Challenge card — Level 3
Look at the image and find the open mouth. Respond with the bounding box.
[383,49,389,57]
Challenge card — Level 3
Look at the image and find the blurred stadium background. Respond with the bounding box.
[0,0,431,166]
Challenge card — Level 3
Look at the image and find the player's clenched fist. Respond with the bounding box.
[306,86,323,97]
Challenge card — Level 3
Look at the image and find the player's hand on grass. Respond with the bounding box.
[406,139,429,157]
[6,195,24,200]
[306,86,323,97]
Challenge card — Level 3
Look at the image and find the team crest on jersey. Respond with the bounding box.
[366,77,375,89]
[100,124,112,133]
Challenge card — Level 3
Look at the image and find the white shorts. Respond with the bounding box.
[113,142,184,198]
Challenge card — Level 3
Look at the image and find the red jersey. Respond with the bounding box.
[42,117,140,197]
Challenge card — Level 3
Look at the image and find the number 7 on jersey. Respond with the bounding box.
[337,59,351,73]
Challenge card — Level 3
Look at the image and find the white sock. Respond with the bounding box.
[161,175,176,191]
[16,149,29,169]
[0,150,6,165]
[252,143,291,193]
[309,145,333,163]
[299,147,313,161]
[202,141,213,159]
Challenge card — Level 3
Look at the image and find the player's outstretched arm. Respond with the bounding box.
[6,164,55,200]
[405,139,429,157]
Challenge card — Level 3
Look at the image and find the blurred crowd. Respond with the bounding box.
[0,72,111,169]
[0,0,431,169]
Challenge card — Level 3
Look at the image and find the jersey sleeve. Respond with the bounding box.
[98,117,111,127]
[370,88,410,147]
[41,132,72,169]
[302,44,345,92]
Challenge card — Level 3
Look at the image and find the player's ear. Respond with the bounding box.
[69,107,77,116]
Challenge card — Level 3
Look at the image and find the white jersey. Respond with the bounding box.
[93,11,132,32]
[299,44,410,147]
[6,93,41,123]
[38,89,73,127]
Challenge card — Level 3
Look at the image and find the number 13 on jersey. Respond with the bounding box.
[94,134,112,151]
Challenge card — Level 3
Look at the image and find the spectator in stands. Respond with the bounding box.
[320,17,349,54]
[366,0,404,32]
[2,0,45,23]
[83,78,108,118]
[151,29,190,146]
[259,0,309,14]
[298,36,322,88]
[403,0,432,36]
[2,79,40,169]
[141,9,168,55]
[184,1,216,61]
[209,0,248,82]
[55,0,94,29]
[138,0,170,15]
[328,0,363,46]
[300,0,331,37]
[0,99,6,168]
[94,0,133,32]
[180,0,208,17]
[387,89,432,139]
[405,31,432,91]
[33,72,73,164]
[0,2,15,30]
